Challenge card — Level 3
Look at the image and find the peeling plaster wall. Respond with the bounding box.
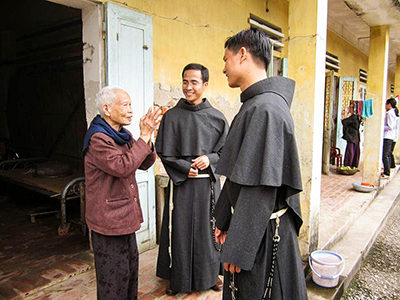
[82,4,103,125]
[153,82,241,124]
[76,0,289,125]
[101,0,290,124]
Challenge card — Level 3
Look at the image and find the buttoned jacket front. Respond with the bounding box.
[84,132,156,236]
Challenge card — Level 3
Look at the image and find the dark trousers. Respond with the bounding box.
[382,139,394,176]
[390,141,397,168]
[92,231,139,300]
[344,136,360,168]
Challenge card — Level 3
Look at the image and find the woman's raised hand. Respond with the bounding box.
[139,107,162,144]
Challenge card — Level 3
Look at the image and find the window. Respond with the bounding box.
[359,69,368,84]
[326,52,340,72]
[249,14,285,77]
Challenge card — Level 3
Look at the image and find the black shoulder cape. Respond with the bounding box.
[156,98,229,183]
[216,77,303,222]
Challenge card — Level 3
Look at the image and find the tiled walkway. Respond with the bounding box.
[320,166,363,216]
[0,165,398,299]
[319,165,398,249]
[0,192,94,300]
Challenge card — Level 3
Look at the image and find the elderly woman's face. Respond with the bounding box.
[106,91,133,130]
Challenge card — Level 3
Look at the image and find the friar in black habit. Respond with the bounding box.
[156,63,229,295]
[215,29,308,300]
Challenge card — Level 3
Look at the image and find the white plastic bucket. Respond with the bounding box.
[309,250,345,288]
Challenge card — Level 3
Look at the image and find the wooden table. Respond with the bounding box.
[0,166,85,235]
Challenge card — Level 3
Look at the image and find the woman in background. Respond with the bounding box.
[382,98,398,179]
[389,99,399,169]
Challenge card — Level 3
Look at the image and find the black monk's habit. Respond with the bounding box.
[156,98,229,292]
[215,77,308,300]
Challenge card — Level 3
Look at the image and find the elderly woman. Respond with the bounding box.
[83,86,161,300]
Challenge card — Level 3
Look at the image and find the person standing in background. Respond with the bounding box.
[342,104,361,169]
[389,99,399,169]
[382,98,398,179]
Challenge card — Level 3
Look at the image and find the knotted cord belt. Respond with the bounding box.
[229,207,288,300]
[168,180,174,268]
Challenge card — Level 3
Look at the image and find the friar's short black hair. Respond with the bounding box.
[182,63,209,83]
[225,28,272,71]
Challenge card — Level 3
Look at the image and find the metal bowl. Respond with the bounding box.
[338,168,358,175]
[352,182,375,193]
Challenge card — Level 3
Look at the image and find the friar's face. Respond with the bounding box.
[223,48,242,88]
[182,69,208,106]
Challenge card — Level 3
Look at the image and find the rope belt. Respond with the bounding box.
[229,207,288,300]
[168,180,174,268]
[189,174,210,178]
[269,207,288,220]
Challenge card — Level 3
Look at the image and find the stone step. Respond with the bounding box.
[307,172,400,299]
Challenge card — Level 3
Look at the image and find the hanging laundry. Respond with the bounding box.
[358,100,363,115]
[361,98,373,118]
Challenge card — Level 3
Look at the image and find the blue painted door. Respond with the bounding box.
[106,2,156,252]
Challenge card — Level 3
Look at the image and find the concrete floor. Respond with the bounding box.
[0,165,399,299]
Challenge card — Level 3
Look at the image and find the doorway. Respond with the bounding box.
[0,0,86,163]
[0,1,93,297]
[49,0,157,252]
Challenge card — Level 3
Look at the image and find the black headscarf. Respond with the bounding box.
[82,115,132,154]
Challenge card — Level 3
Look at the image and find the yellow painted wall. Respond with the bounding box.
[326,30,368,85]
[387,70,395,98]
[106,0,289,122]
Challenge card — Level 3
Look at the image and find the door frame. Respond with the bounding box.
[336,77,358,155]
[47,0,157,252]
[47,0,104,125]
[322,71,334,174]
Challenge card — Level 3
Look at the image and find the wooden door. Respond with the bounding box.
[106,2,156,252]
[322,71,334,174]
